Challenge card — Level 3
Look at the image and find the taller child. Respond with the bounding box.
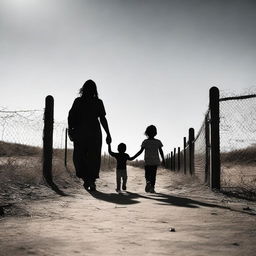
[133,125,165,193]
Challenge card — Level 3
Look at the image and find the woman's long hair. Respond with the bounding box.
[79,80,99,98]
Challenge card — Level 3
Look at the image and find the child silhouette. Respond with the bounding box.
[108,143,136,192]
[133,125,165,193]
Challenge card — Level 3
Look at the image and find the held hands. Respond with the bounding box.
[106,134,112,144]
[161,160,166,168]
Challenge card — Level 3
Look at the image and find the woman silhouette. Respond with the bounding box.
[68,80,111,191]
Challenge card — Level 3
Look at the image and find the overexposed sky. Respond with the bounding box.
[1,0,256,156]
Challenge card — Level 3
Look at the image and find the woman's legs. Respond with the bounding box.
[73,141,86,178]
[73,129,102,191]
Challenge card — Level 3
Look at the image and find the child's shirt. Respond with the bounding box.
[110,152,130,170]
[141,139,163,166]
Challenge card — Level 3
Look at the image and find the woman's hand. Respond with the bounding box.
[106,134,112,144]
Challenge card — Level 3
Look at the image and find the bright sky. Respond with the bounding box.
[1,0,256,156]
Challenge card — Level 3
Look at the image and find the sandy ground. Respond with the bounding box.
[0,167,256,256]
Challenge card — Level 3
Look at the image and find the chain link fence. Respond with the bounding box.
[0,108,71,188]
[194,112,210,184]
[0,105,115,189]
[220,95,256,195]
[166,87,256,199]
[0,109,44,147]
[0,109,44,189]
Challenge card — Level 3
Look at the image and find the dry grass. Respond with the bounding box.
[129,159,145,169]
[0,142,117,189]
[221,146,256,200]
[221,145,256,165]
[1,141,255,201]
[0,141,41,157]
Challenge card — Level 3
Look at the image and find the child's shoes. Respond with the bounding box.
[145,181,151,192]
[149,186,156,193]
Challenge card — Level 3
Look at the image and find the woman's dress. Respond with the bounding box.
[68,97,106,181]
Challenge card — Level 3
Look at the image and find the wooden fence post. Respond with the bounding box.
[205,114,210,184]
[173,148,176,171]
[177,147,180,171]
[166,153,170,169]
[189,128,195,175]
[171,151,173,170]
[43,95,54,182]
[183,137,187,174]
[210,87,220,189]
[64,128,68,167]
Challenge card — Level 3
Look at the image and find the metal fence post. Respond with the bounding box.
[189,128,195,175]
[43,95,54,182]
[209,87,220,189]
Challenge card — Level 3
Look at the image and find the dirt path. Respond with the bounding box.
[1,167,256,256]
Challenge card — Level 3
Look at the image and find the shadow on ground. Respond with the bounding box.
[87,190,224,208]
[87,190,256,216]
[88,190,140,205]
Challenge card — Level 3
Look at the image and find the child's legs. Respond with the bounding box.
[121,169,128,186]
[116,170,122,190]
[150,166,157,187]
[145,165,157,186]
[145,165,151,183]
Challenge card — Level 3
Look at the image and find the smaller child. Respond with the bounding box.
[133,125,165,193]
[108,143,136,192]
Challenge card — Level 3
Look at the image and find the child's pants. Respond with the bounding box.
[116,169,127,190]
[145,165,157,187]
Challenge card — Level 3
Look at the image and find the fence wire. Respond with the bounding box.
[0,109,72,183]
[0,109,44,147]
[220,96,256,193]
[0,106,118,194]
[0,109,72,149]
[0,109,44,185]
[194,112,209,183]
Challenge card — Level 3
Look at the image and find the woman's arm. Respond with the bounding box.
[129,147,144,161]
[108,144,116,157]
[67,98,79,141]
[99,116,112,144]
